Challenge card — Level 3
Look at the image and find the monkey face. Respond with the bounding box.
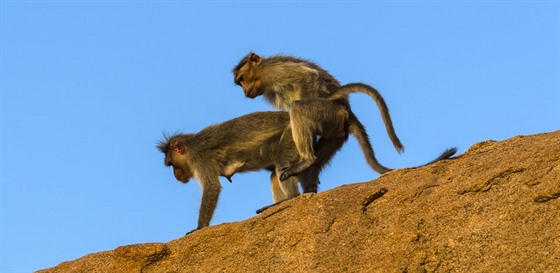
[233,53,265,98]
[160,138,194,183]
[162,153,191,183]
[168,151,194,183]
[165,153,193,183]
[234,67,264,98]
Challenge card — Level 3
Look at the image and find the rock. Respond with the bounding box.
[37,131,560,273]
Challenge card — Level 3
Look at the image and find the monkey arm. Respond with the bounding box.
[196,175,222,230]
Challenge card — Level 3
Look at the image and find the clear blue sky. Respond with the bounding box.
[1,1,558,272]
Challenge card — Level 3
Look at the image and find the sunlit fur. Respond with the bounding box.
[232,52,457,179]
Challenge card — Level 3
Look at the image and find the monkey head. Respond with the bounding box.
[158,136,193,183]
[233,52,265,99]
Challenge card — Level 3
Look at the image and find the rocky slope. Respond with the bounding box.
[38,131,560,273]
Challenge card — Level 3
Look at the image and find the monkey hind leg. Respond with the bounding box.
[282,99,349,181]
[299,165,321,193]
[258,172,300,214]
[279,137,347,182]
[279,160,314,181]
[296,135,347,192]
[270,172,285,203]
[280,176,300,200]
[270,172,299,203]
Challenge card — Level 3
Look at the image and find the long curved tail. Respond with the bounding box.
[328,82,404,154]
[348,115,393,174]
[348,116,457,174]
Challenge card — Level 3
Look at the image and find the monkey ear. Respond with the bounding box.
[249,53,262,65]
[170,139,185,154]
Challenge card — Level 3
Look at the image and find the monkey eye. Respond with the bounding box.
[236,76,244,85]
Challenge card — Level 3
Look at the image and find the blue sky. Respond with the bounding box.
[1,1,558,272]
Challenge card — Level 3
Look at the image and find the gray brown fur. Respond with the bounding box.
[158,111,325,232]
[233,52,456,181]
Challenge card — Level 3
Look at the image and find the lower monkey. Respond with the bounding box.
[158,111,456,233]
[158,111,306,233]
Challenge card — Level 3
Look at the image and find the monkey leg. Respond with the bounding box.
[271,170,300,202]
[298,165,321,193]
[297,134,348,193]
[280,175,300,200]
[270,172,285,203]
[281,99,349,181]
[197,177,222,230]
[257,172,300,214]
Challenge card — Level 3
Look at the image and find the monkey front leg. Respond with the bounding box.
[195,176,222,231]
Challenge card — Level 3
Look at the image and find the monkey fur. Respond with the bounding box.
[233,52,456,181]
[158,111,321,232]
[159,108,454,232]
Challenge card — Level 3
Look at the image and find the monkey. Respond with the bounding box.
[233,52,456,182]
[159,111,454,232]
[158,111,346,232]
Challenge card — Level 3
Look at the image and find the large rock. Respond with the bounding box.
[38,131,560,273]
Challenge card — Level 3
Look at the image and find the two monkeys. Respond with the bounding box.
[158,53,456,232]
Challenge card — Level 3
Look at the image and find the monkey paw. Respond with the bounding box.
[280,160,314,181]
[279,166,298,181]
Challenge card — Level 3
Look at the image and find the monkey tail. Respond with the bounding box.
[348,115,458,174]
[421,147,458,165]
[348,115,393,174]
[328,82,404,154]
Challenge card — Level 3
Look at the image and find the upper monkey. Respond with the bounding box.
[233,52,455,180]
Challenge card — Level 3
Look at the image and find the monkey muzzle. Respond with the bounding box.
[173,167,191,183]
[242,81,262,98]
[176,176,191,184]
[244,88,259,99]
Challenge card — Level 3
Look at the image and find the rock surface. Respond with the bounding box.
[38,131,560,273]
